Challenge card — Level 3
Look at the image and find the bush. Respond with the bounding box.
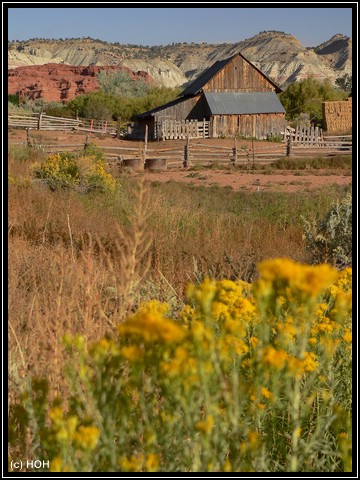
[302,190,352,268]
[279,77,348,122]
[9,259,352,472]
[31,146,116,193]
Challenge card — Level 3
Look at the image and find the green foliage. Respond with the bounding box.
[335,74,352,94]
[97,70,150,97]
[8,94,19,106]
[67,86,180,122]
[302,190,352,268]
[279,77,348,123]
[31,147,116,193]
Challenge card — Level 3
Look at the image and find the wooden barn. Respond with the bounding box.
[133,52,286,140]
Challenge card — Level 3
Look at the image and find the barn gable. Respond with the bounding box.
[181,53,282,96]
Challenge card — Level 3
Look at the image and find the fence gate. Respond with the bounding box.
[156,119,210,140]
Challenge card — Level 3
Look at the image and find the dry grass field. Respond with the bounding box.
[8,129,352,473]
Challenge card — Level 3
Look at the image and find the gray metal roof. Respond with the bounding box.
[204,92,286,115]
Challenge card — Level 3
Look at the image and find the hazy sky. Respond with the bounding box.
[6,5,354,47]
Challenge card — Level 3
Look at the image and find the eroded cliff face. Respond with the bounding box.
[8,31,352,91]
[8,64,153,102]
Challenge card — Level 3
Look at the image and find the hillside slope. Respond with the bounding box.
[8,31,352,88]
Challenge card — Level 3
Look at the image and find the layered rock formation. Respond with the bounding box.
[7,31,352,92]
[8,63,153,102]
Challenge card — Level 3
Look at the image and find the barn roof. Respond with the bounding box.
[180,52,282,96]
[204,92,286,115]
[137,96,190,118]
[180,57,233,97]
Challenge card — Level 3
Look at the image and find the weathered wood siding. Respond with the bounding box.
[133,96,203,139]
[211,113,286,139]
[203,55,276,93]
[153,96,202,122]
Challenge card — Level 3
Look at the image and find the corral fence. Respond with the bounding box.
[8,111,119,136]
[284,125,352,157]
[155,119,210,140]
[9,124,352,170]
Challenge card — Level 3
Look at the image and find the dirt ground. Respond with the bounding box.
[8,129,352,193]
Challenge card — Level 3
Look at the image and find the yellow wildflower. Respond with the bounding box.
[119,455,143,472]
[262,346,288,369]
[255,258,339,301]
[196,415,214,435]
[343,328,352,343]
[145,453,160,472]
[260,387,272,399]
[118,302,185,343]
[120,345,144,362]
[303,351,318,373]
[49,457,63,473]
[73,425,100,451]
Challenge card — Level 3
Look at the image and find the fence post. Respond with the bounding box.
[286,134,292,157]
[143,125,148,166]
[37,107,44,130]
[26,128,31,147]
[232,136,237,165]
[184,131,191,168]
[84,135,89,150]
[116,119,122,139]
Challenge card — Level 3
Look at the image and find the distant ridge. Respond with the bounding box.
[8,31,352,89]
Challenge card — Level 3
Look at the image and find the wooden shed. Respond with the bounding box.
[133,52,286,140]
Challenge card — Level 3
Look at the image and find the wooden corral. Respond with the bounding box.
[133,52,286,140]
[322,98,352,134]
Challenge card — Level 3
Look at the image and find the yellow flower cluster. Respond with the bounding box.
[41,258,351,473]
[118,300,186,343]
[119,453,160,472]
[255,258,339,302]
[47,406,100,471]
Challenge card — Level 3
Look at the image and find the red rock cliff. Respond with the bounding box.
[8,63,153,102]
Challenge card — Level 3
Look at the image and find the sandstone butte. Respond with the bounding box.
[8,63,154,103]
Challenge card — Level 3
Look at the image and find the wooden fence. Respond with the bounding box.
[155,119,210,140]
[8,111,119,135]
[284,125,324,145]
[9,127,352,169]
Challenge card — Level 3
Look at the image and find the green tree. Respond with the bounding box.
[335,74,352,94]
[97,70,150,98]
[279,77,347,123]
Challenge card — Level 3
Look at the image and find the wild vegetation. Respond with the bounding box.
[8,144,352,472]
[279,77,349,125]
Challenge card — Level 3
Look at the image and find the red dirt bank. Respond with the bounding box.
[8,63,153,103]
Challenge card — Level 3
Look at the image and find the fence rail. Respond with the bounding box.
[8,112,119,135]
[156,119,210,140]
[9,127,352,171]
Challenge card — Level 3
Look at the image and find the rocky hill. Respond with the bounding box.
[8,31,352,90]
[8,64,153,103]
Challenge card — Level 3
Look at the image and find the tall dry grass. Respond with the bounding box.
[8,146,350,406]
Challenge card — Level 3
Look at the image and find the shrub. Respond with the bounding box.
[9,259,352,472]
[31,147,116,193]
[302,190,352,268]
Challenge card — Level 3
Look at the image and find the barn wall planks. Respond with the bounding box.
[203,55,276,93]
[211,113,286,139]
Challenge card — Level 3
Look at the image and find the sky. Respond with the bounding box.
[6,5,354,47]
